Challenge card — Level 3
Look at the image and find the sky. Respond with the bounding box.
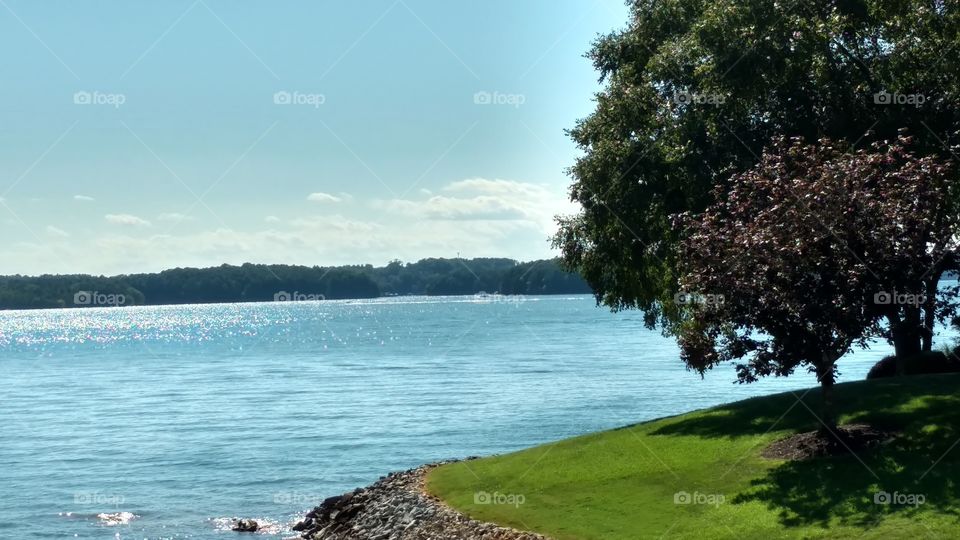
[0,0,629,276]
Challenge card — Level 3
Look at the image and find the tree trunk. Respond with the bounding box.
[922,272,942,353]
[816,358,838,434]
[891,310,922,375]
[892,324,921,356]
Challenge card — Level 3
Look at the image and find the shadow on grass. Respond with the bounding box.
[650,375,959,438]
[653,374,960,529]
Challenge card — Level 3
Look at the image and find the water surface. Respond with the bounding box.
[1,295,951,538]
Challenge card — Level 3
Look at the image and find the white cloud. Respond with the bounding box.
[376,178,576,230]
[46,225,69,238]
[0,179,573,275]
[0,211,555,275]
[444,178,540,195]
[74,195,95,202]
[307,192,343,203]
[288,214,380,233]
[383,195,528,220]
[157,212,193,222]
[105,214,151,227]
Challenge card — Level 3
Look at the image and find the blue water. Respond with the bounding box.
[1,295,954,539]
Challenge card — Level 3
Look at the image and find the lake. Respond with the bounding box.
[1,295,953,539]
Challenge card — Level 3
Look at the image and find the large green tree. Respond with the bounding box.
[555,0,960,336]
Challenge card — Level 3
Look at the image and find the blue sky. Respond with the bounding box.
[0,0,628,275]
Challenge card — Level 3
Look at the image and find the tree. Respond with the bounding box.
[555,0,960,339]
[0,259,591,310]
[676,136,957,428]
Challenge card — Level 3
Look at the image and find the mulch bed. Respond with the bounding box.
[761,423,898,460]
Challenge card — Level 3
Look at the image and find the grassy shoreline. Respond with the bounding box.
[426,374,960,539]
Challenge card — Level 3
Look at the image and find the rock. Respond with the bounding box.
[232,518,259,532]
[322,494,345,508]
[291,460,550,540]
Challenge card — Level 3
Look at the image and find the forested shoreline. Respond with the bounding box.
[0,257,591,310]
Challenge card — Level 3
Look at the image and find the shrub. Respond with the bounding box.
[866,351,960,379]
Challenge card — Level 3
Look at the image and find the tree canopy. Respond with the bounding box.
[676,136,957,424]
[555,0,960,329]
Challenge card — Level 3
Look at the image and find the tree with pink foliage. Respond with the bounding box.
[675,134,959,429]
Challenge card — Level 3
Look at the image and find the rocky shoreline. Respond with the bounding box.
[290,460,549,540]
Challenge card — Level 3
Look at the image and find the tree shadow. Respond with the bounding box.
[734,400,960,528]
[650,375,959,439]
[651,375,960,529]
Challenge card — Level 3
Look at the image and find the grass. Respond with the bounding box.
[426,374,960,539]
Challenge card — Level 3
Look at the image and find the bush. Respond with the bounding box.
[866,351,960,379]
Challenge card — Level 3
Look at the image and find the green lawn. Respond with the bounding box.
[426,374,960,539]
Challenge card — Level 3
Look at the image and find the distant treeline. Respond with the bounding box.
[0,258,592,310]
